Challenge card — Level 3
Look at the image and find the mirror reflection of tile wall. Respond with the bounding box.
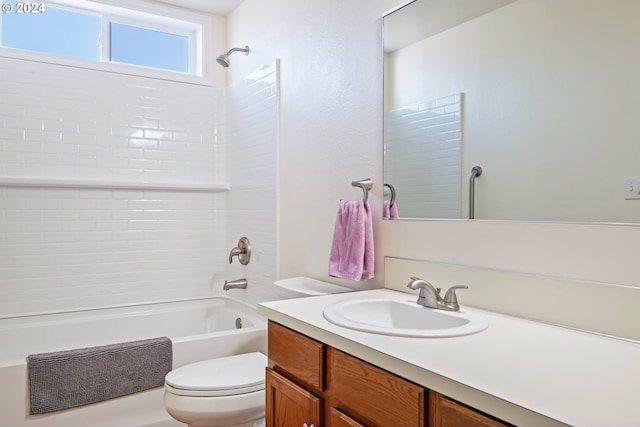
[384,94,461,219]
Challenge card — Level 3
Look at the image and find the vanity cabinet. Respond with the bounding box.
[326,346,426,426]
[266,320,511,427]
[267,321,424,427]
[429,390,511,427]
[327,407,366,427]
[266,368,321,427]
[266,320,323,427]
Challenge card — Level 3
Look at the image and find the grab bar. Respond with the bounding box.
[383,183,396,206]
[469,166,482,219]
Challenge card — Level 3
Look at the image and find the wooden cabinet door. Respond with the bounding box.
[268,320,324,393]
[429,390,512,427]
[328,407,367,427]
[266,368,321,427]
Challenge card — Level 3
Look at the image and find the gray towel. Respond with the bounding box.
[27,336,172,414]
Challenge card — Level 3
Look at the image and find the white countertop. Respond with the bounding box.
[258,289,640,427]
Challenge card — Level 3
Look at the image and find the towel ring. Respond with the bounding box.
[352,178,373,204]
[384,183,396,206]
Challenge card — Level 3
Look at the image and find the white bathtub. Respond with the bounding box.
[0,296,267,427]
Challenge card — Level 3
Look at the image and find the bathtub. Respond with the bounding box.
[0,296,267,427]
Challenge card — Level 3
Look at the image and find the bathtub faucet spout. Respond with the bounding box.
[223,278,248,291]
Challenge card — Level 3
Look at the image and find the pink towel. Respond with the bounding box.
[383,200,399,219]
[328,200,374,281]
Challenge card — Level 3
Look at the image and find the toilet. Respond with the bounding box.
[164,352,267,427]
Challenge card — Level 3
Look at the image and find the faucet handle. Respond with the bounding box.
[229,237,251,265]
[443,285,468,304]
[407,276,421,289]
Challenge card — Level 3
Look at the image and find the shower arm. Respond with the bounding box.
[225,47,249,56]
[216,45,250,67]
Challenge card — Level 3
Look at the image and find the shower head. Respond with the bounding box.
[216,45,250,67]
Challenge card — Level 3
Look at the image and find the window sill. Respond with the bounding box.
[0,47,213,86]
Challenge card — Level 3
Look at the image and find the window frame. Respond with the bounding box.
[0,0,212,85]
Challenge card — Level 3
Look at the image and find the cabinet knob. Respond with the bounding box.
[302,424,315,427]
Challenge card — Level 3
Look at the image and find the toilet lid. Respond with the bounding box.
[165,352,267,397]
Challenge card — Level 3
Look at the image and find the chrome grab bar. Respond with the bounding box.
[469,166,482,219]
[384,183,396,206]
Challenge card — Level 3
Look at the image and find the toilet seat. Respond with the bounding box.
[165,352,267,397]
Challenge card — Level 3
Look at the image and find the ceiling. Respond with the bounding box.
[384,0,516,52]
[152,0,244,16]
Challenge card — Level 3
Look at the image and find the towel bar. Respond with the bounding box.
[352,178,373,204]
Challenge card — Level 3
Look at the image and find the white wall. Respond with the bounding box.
[227,0,640,296]
[227,0,395,291]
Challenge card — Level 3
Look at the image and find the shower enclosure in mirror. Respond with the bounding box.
[383,0,640,224]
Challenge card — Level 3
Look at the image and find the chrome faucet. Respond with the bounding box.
[223,278,248,291]
[406,277,468,311]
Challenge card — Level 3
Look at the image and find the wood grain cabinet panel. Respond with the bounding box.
[268,320,324,392]
[266,368,321,427]
[327,347,426,427]
[266,321,512,427]
[429,390,513,427]
[328,407,367,427]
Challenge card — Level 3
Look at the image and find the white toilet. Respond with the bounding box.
[164,352,267,427]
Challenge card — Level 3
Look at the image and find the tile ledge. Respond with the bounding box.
[0,176,229,193]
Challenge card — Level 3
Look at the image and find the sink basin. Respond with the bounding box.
[323,298,488,338]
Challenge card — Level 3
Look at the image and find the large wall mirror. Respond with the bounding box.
[383,0,640,224]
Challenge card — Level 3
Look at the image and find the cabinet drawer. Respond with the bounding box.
[327,347,426,427]
[429,390,513,427]
[268,321,324,392]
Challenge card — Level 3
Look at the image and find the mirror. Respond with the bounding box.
[383,0,640,224]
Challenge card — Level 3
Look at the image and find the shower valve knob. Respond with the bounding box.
[229,237,251,265]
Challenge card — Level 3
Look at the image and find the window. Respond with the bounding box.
[109,23,189,73]
[0,0,209,82]
[1,5,101,61]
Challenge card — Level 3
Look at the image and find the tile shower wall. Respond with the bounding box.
[384,94,462,218]
[224,62,279,305]
[0,57,228,315]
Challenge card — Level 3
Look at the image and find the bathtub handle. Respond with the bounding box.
[229,237,251,265]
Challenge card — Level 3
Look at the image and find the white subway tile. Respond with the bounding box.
[129,158,160,170]
[113,147,144,159]
[4,163,42,176]
[0,56,277,313]
[129,138,159,149]
[4,140,42,153]
[4,232,44,244]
